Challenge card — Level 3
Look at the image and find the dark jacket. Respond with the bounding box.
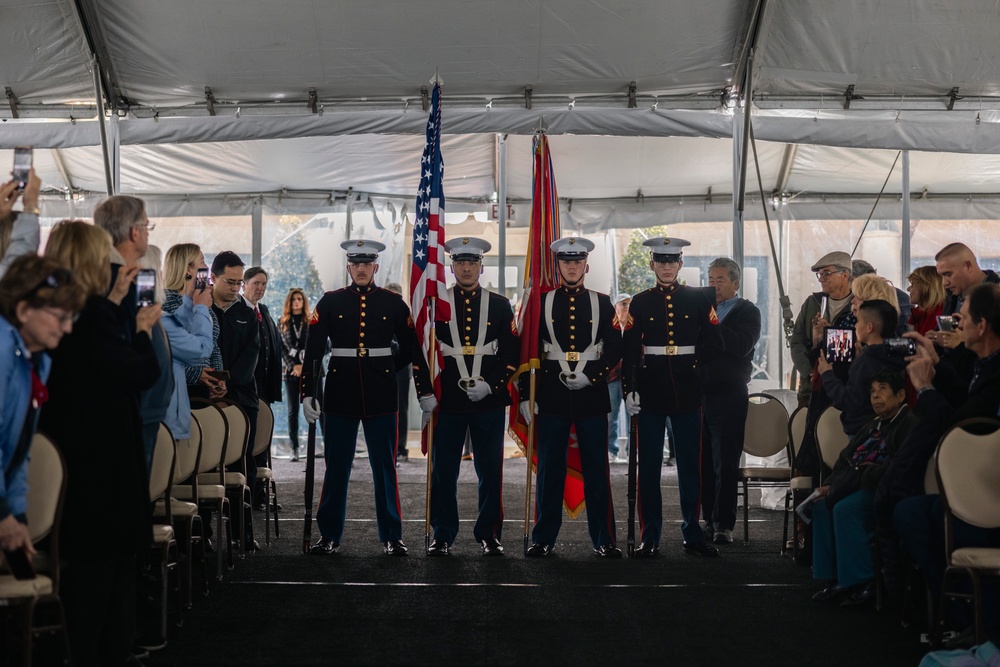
[942,269,1000,316]
[700,298,761,394]
[213,299,260,409]
[435,285,519,412]
[821,342,907,436]
[39,295,160,558]
[249,300,282,404]
[827,406,919,494]
[280,314,308,379]
[622,283,722,413]
[520,286,622,418]
[302,284,432,418]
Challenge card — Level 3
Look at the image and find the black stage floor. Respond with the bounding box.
[144,452,930,667]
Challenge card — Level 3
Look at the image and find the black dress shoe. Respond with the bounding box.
[525,543,553,558]
[310,538,340,555]
[634,542,660,557]
[811,583,845,603]
[481,537,504,557]
[840,582,875,607]
[384,540,409,556]
[683,541,720,557]
[427,539,451,557]
[594,544,623,558]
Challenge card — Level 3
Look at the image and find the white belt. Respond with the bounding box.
[330,347,393,358]
[439,340,499,358]
[643,345,696,356]
[541,343,602,362]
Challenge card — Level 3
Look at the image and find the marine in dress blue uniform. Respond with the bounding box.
[427,237,519,557]
[520,237,623,558]
[302,240,434,556]
[621,237,723,557]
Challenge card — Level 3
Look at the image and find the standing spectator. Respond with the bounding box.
[211,251,260,545]
[161,243,214,462]
[384,282,412,464]
[93,195,154,339]
[0,170,42,278]
[0,255,84,561]
[934,242,1000,318]
[852,259,911,332]
[137,245,174,474]
[607,293,630,462]
[40,220,161,667]
[279,288,313,462]
[699,257,761,545]
[906,265,945,336]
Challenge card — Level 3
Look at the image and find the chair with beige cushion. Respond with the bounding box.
[933,418,1000,646]
[737,393,790,548]
[147,423,182,644]
[252,399,279,545]
[815,406,848,485]
[0,434,71,666]
[206,402,253,556]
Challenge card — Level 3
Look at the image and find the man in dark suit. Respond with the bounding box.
[699,257,761,545]
[427,237,519,557]
[520,237,623,558]
[301,240,435,556]
[622,237,723,557]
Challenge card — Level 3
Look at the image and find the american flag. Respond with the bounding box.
[410,82,450,407]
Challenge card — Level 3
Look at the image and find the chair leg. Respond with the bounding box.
[742,480,750,546]
[781,491,790,556]
[215,502,224,580]
[159,546,169,643]
[272,478,280,539]
[970,569,983,645]
[932,567,956,647]
[264,479,271,547]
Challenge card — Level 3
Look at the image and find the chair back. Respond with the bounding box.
[788,405,808,457]
[742,393,790,458]
[192,403,228,475]
[149,423,176,501]
[937,418,1000,529]
[220,403,249,469]
[25,434,66,544]
[174,416,202,485]
[252,399,274,458]
[815,406,848,470]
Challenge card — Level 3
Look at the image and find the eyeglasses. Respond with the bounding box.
[220,278,244,288]
[41,307,78,325]
[134,220,156,232]
[25,268,74,299]
[815,270,844,280]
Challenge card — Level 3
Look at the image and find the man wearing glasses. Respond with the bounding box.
[790,251,854,408]
[93,195,156,339]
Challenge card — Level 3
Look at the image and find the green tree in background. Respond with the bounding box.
[617,225,669,296]
[259,215,325,317]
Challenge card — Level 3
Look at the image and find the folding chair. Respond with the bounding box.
[737,393,790,548]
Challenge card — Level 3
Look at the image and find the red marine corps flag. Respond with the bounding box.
[509,133,587,520]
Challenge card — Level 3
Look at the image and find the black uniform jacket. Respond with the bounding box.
[700,298,761,395]
[435,285,519,412]
[519,285,622,418]
[213,299,260,410]
[302,283,432,418]
[622,282,723,413]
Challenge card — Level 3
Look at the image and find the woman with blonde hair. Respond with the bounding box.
[850,274,900,317]
[280,288,312,461]
[39,220,162,666]
[906,265,945,335]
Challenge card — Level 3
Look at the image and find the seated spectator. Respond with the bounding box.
[906,265,945,336]
[0,170,42,278]
[39,220,161,667]
[811,369,918,606]
[853,258,911,329]
[819,300,903,437]
[0,255,84,560]
[137,245,174,474]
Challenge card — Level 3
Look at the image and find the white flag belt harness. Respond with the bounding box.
[542,290,601,374]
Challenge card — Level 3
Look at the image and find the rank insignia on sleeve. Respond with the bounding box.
[310,311,320,325]
[708,306,719,325]
[407,315,415,329]
[510,319,519,335]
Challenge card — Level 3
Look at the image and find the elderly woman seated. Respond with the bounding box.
[811,369,919,606]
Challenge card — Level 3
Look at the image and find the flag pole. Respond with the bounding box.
[522,368,537,555]
[424,297,438,554]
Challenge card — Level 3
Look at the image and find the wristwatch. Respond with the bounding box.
[24,206,40,216]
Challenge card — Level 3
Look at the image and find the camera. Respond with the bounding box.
[884,337,916,357]
[136,268,157,307]
[194,267,209,291]
[936,315,957,333]
[12,146,32,190]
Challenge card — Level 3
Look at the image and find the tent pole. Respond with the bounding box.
[901,150,911,278]
[92,55,113,197]
[498,133,508,294]
[252,201,263,266]
[732,106,745,271]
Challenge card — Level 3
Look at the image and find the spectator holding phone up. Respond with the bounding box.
[0,168,42,279]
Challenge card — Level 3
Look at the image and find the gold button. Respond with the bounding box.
[359,342,365,348]
[360,332,365,338]
[666,296,671,301]
[465,326,471,331]
[570,335,575,340]
[668,304,673,309]
[361,296,366,301]
[570,325,575,330]
[669,340,675,344]
[569,297,575,303]
[360,322,366,327]
[570,315,576,320]
[465,299,471,305]
[570,306,576,311]
[467,317,472,322]
[570,345,576,350]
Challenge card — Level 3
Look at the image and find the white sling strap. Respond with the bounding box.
[542,290,601,374]
[439,288,493,380]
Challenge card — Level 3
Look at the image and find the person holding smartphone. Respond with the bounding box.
[0,167,42,279]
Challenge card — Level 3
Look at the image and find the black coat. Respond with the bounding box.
[520,286,622,418]
[212,300,260,410]
[699,298,761,394]
[250,301,283,404]
[622,283,723,413]
[302,283,432,418]
[39,295,160,558]
[435,285,519,412]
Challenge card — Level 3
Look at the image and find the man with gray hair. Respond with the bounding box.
[699,257,761,544]
[94,195,155,338]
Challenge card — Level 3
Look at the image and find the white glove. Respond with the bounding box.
[625,392,641,416]
[303,397,322,424]
[464,379,491,402]
[564,372,591,391]
[419,394,438,413]
[519,400,535,425]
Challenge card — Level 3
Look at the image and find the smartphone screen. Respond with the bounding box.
[12,146,32,190]
[824,327,856,364]
[936,315,955,332]
[136,268,157,307]
[194,267,209,291]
